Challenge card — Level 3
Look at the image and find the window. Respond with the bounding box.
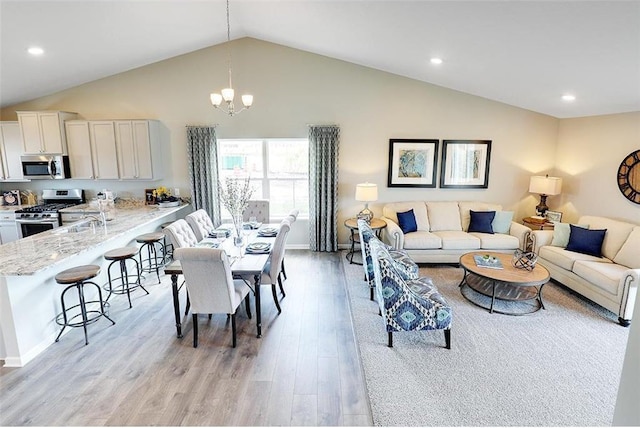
[218,138,309,219]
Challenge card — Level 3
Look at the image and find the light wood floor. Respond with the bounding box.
[0,250,372,426]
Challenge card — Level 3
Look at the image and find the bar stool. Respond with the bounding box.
[160,221,174,264]
[54,265,115,345]
[136,232,165,284]
[104,246,148,308]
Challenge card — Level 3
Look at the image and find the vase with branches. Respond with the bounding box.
[218,176,255,241]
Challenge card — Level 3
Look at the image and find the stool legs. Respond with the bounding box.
[55,280,115,345]
[139,241,162,284]
[106,257,148,308]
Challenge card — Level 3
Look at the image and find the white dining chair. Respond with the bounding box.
[243,200,270,224]
[280,209,299,283]
[259,220,291,313]
[174,247,252,348]
[185,209,215,242]
[164,219,199,249]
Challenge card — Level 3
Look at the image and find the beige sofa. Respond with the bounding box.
[531,216,639,326]
[381,201,529,264]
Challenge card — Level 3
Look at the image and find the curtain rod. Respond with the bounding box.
[306,123,339,127]
[185,124,218,128]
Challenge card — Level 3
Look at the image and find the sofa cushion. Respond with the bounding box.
[468,210,495,234]
[432,231,480,250]
[613,226,640,269]
[383,202,430,231]
[573,260,629,296]
[458,202,502,231]
[427,202,462,232]
[397,209,418,234]
[551,222,588,247]
[470,232,520,250]
[492,211,513,234]
[579,216,636,260]
[403,231,442,250]
[539,245,612,271]
[566,225,607,257]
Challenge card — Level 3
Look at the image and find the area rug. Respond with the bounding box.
[342,255,630,426]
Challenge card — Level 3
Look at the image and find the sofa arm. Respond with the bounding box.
[619,269,639,322]
[530,230,554,254]
[381,216,405,249]
[509,222,531,250]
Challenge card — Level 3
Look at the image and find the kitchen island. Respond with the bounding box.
[0,202,190,367]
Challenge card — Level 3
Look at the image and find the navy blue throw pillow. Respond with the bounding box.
[566,225,606,257]
[397,209,418,234]
[468,210,495,234]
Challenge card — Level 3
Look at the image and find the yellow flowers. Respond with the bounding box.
[153,186,170,199]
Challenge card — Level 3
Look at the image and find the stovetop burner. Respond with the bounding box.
[16,203,78,214]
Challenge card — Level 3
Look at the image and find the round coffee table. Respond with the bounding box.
[458,251,550,315]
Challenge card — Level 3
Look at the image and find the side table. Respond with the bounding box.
[522,217,555,251]
[344,218,387,265]
[522,217,555,230]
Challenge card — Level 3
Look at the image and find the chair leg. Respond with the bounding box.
[245,295,252,319]
[388,331,393,348]
[192,313,198,348]
[281,259,287,280]
[231,313,237,348]
[185,292,190,316]
[277,275,286,298]
[444,329,451,349]
[271,284,282,314]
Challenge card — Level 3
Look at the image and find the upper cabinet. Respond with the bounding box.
[0,122,25,181]
[114,120,162,180]
[65,120,119,180]
[18,111,77,154]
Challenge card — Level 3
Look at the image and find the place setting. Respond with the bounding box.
[245,241,271,254]
[257,226,278,237]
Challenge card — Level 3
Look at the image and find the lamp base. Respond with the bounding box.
[535,194,549,217]
[357,208,373,223]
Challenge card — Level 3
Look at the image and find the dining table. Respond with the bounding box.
[164,224,278,339]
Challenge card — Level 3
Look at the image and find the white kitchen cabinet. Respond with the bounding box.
[17,111,77,154]
[0,212,19,245]
[66,120,119,180]
[114,120,162,180]
[0,122,25,181]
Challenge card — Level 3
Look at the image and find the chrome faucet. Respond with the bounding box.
[84,212,107,227]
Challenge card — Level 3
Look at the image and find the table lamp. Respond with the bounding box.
[355,182,378,223]
[529,175,562,217]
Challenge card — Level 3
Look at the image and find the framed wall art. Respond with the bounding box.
[440,140,492,188]
[387,139,439,188]
[545,210,563,223]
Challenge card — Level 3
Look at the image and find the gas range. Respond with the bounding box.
[15,189,85,238]
[15,203,80,220]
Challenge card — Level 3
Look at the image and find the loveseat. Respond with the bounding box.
[381,201,529,264]
[531,216,639,326]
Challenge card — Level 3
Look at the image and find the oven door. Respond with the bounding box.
[16,218,60,239]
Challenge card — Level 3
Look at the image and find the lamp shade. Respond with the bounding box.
[529,175,562,195]
[355,183,378,202]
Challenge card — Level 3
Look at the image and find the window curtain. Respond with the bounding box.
[186,126,221,225]
[308,125,340,252]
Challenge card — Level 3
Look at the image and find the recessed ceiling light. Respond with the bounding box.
[27,47,44,56]
[562,94,576,102]
[430,57,443,65]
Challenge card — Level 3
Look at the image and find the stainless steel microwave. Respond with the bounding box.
[20,154,71,180]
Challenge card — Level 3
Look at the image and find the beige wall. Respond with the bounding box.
[554,112,640,224]
[0,37,579,245]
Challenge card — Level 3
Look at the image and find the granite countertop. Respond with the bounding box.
[0,203,189,276]
[0,205,34,213]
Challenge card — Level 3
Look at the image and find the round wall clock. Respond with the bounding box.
[617,149,640,204]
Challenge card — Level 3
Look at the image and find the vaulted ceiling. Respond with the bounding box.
[1,0,639,118]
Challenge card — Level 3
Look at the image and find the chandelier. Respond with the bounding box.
[209,0,253,116]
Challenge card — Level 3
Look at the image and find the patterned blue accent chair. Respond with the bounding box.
[358,219,420,300]
[369,238,452,348]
